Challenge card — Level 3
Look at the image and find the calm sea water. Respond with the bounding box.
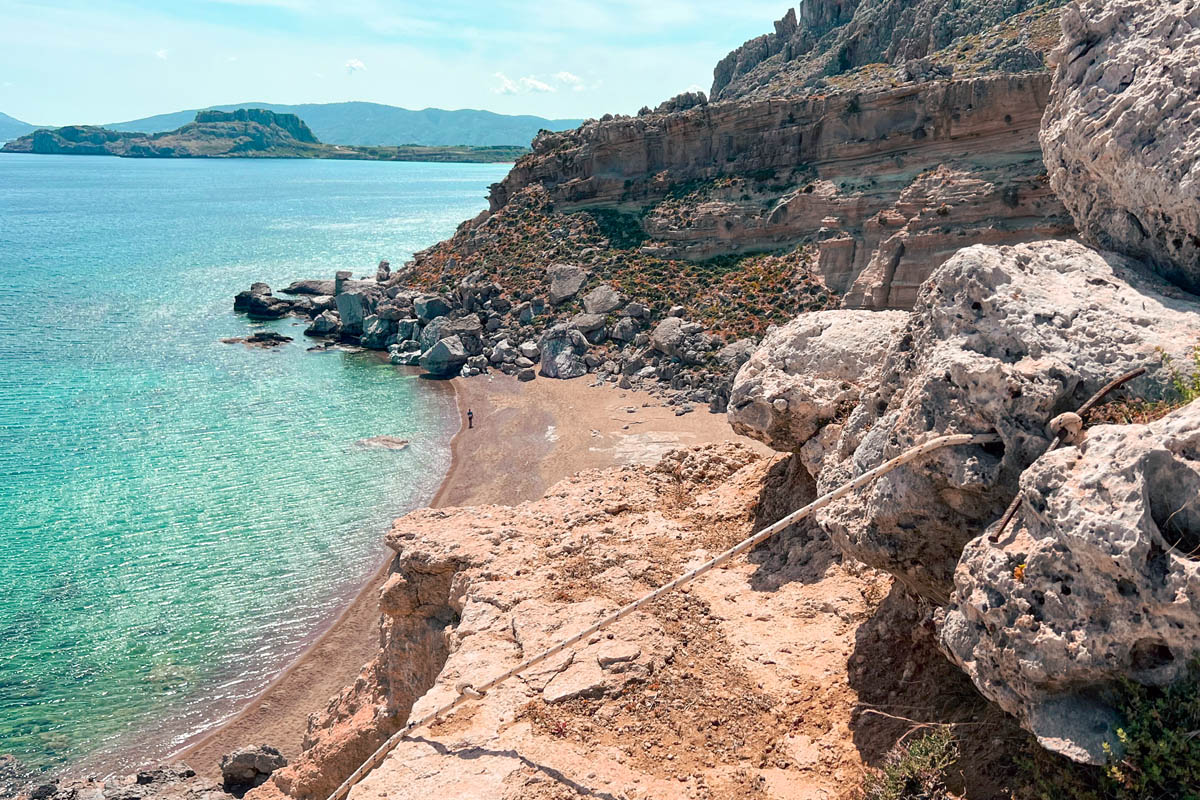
[0,155,509,776]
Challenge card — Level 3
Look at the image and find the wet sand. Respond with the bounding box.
[175,373,752,777]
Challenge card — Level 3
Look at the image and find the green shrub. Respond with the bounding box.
[1018,661,1200,800]
[861,728,961,800]
[1162,344,1200,406]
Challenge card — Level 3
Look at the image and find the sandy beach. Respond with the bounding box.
[175,373,750,778]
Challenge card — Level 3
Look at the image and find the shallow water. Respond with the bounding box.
[0,155,509,775]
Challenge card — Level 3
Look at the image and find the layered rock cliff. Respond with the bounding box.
[411,16,1072,323]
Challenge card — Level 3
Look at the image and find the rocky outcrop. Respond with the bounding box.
[220,746,287,792]
[711,1,1067,101]
[254,443,905,800]
[492,73,1070,312]
[728,310,907,456]
[814,240,1200,601]
[21,765,226,800]
[940,399,1200,764]
[1040,0,1200,294]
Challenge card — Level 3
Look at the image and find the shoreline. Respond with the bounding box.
[172,372,757,780]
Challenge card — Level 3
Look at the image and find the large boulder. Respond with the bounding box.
[279,279,335,296]
[538,324,589,379]
[728,310,907,454]
[359,315,396,350]
[419,336,469,377]
[547,264,587,305]
[1041,0,1200,294]
[414,294,453,323]
[815,241,1200,602]
[649,317,685,357]
[335,291,369,336]
[220,745,287,791]
[940,400,1200,765]
[304,310,340,337]
[582,283,624,315]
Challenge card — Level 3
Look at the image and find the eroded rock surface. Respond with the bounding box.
[816,240,1200,601]
[1041,0,1200,294]
[250,444,904,800]
[728,310,907,456]
[941,400,1200,764]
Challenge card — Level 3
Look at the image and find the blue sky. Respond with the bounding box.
[0,0,788,125]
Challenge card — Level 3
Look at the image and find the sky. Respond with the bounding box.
[0,0,790,126]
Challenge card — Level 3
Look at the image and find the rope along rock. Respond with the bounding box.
[325,431,1000,800]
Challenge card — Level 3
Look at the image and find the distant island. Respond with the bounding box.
[0,109,529,162]
[0,101,582,147]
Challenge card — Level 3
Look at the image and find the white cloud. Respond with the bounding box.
[344,58,366,74]
[154,48,169,60]
[492,71,557,95]
[554,70,585,91]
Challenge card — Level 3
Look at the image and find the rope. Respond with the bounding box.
[324,431,999,800]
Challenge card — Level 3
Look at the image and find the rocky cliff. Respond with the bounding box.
[712,0,1068,101]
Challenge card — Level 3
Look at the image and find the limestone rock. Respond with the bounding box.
[220,746,287,791]
[304,310,340,338]
[279,279,335,296]
[547,263,587,305]
[359,315,395,350]
[32,765,225,800]
[414,294,452,323]
[816,240,1200,601]
[649,317,685,357]
[1041,0,1200,294]
[582,283,624,315]
[728,310,907,453]
[941,400,1200,764]
[419,336,469,378]
[538,324,589,379]
[334,291,368,336]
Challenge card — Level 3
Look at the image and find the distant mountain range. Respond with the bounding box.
[2,108,530,163]
[0,102,583,147]
[107,102,581,146]
[0,111,38,141]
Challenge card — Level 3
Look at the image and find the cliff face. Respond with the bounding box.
[477,72,1070,311]
[712,0,1068,101]
[193,109,319,143]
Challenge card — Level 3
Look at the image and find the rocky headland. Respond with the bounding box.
[23,1,1200,798]
[0,109,529,162]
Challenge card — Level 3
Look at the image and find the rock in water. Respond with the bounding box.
[279,279,335,296]
[335,291,368,336]
[220,745,287,791]
[304,310,340,338]
[941,399,1200,765]
[815,240,1200,601]
[1041,0,1200,293]
[538,324,589,379]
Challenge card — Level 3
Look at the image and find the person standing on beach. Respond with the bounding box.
[467,408,474,429]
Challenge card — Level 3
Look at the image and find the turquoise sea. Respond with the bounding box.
[0,155,509,776]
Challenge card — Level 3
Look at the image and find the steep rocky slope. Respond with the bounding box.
[712,0,1068,101]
